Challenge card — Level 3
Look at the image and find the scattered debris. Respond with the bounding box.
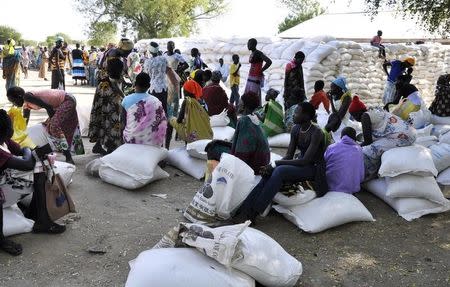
[150,193,168,199]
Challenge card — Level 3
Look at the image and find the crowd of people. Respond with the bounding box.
[1,34,449,256]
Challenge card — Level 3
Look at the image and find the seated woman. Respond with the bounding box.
[348,96,416,180]
[121,72,167,147]
[233,102,327,224]
[202,71,237,127]
[206,92,270,175]
[429,74,450,117]
[169,80,213,143]
[0,110,65,256]
[259,88,285,137]
[386,75,423,120]
[329,76,352,122]
[7,87,85,164]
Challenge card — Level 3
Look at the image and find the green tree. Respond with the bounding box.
[75,0,227,39]
[278,0,324,33]
[88,21,117,46]
[362,0,450,36]
[0,25,22,44]
[45,33,73,47]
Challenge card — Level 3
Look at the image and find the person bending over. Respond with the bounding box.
[7,87,85,164]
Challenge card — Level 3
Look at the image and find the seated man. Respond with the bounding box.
[121,72,167,147]
[0,110,66,256]
[310,80,330,114]
[324,127,365,194]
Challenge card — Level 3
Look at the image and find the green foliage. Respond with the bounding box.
[363,0,450,36]
[75,0,227,39]
[0,25,22,44]
[278,0,324,33]
[88,21,117,46]
[45,33,74,47]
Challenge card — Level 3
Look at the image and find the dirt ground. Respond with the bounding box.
[0,71,449,287]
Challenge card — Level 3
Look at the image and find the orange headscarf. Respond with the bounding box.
[183,80,203,100]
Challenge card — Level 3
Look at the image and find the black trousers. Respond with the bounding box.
[51,69,65,90]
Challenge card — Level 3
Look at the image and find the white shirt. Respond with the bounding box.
[165,52,186,71]
[215,63,229,78]
[144,55,168,93]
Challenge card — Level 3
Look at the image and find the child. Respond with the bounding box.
[229,54,242,107]
[370,30,386,58]
[310,80,330,114]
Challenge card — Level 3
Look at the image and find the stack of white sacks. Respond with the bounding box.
[364,145,450,221]
[125,221,303,287]
[137,36,450,106]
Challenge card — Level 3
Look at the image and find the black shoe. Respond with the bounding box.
[0,239,23,256]
[33,222,66,234]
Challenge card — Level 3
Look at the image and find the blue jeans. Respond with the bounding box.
[89,67,97,86]
[240,164,316,214]
[230,84,240,106]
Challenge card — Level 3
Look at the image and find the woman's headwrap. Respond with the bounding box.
[149,42,159,54]
[332,76,348,92]
[55,36,64,43]
[3,39,16,56]
[183,80,203,100]
[118,38,134,52]
[403,57,416,66]
[349,96,367,113]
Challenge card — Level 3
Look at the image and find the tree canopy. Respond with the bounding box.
[363,0,450,36]
[75,0,227,40]
[88,21,118,46]
[45,33,74,47]
[278,0,324,33]
[0,26,22,45]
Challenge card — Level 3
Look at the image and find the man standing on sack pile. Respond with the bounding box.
[382,57,415,105]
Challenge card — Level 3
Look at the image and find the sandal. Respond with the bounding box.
[92,144,107,156]
[33,222,66,234]
[0,239,23,256]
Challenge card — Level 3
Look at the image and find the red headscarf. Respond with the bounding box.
[183,80,203,100]
[349,96,367,113]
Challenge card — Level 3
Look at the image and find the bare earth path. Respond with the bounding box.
[0,70,449,287]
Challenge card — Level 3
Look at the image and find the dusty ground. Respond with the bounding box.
[0,71,449,287]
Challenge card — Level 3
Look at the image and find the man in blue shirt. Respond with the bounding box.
[382,57,415,104]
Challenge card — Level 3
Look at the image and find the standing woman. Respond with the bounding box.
[283,51,305,110]
[71,43,86,86]
[7,87,85,163]
[20,45,30,79]
[2,39,21,91]
[245,38,272,107]
[38,47,49,81]
[88,38,134,155]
